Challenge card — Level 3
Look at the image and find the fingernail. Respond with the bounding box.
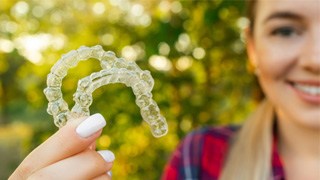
[98,150,115,162]
[76,113,106,138]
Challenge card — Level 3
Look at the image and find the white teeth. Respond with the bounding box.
[294,84,320,95]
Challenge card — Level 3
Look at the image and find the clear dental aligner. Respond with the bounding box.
[44,45,168,137]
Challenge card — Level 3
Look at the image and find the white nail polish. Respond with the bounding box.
[97,150,115,162]
[76,113,106,138]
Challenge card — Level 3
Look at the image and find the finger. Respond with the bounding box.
[11,113,106,179]
[29,150,115,180]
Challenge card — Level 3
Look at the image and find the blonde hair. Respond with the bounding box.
[219,99,274,180]
[218,0,275,179]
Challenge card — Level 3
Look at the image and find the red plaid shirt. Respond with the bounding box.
[162,126,285,180]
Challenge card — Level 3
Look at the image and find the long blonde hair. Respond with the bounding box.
[219,99,274,180]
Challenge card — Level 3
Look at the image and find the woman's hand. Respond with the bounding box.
[9,113,114,180]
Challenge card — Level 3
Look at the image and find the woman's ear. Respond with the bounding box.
[245,28,258,72]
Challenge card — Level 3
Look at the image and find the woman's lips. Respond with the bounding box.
[290,81,320,104]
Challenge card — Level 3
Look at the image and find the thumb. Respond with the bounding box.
[13,113,106,178]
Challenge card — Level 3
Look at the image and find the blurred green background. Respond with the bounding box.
[0,0,261,179]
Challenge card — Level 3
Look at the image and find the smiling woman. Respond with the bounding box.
[224,0,320,179]
[163,0,320,179]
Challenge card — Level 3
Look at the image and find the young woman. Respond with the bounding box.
[10,0,319,179]
[162,0,320,179]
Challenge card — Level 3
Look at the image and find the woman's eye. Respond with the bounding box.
[271,26,299,37]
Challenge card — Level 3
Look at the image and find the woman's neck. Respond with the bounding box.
[276,112,320,180]
[277,115,319,158]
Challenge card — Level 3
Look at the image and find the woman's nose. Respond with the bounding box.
[300,28,320,74]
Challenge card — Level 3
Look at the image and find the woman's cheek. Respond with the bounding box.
[256,42,298,80]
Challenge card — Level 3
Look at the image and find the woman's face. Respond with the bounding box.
[247,0,320,129]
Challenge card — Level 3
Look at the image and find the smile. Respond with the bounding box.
[290,81,320,104]
[293,83,320,96]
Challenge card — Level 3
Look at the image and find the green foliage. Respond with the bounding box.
[0,0,260,179]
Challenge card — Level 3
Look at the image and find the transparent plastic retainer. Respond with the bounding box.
[44,45,168,137]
